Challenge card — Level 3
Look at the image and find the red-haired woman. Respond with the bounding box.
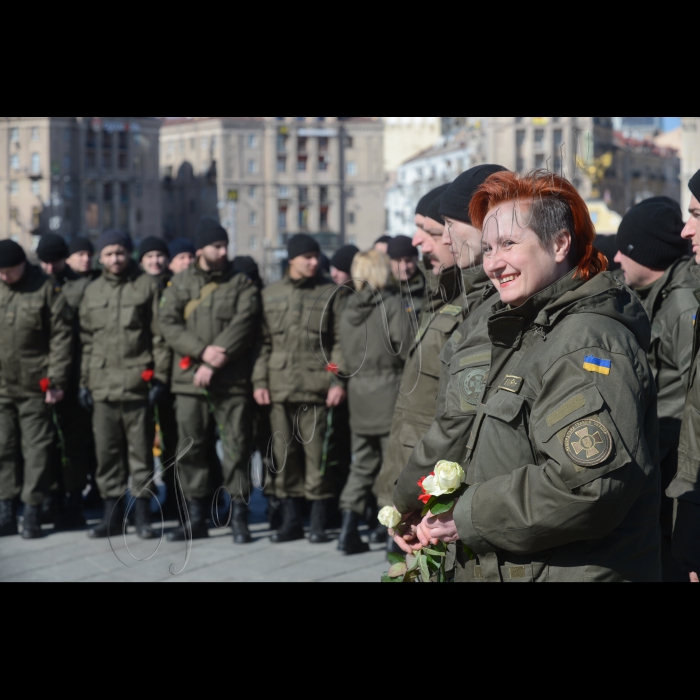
[405,171,662,582]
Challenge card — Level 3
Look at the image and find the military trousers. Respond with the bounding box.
[55,390,92,495]
[93,400,155,501]
[269,402,333,502]
[340,433,389,516]
[157,389,180,503]
[0,396,54,507]
[175,394,252,502]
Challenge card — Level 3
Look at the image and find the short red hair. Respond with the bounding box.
[469,170,607,281]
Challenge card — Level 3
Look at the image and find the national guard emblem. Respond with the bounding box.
[460,368,487,406]
[564,419,613,467]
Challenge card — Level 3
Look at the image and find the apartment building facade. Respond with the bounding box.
[0,117,161,250]
[160,117,385,281]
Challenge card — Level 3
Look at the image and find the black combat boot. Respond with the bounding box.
[167,499,209,542]
[338,511,370,555]
[271,498,305,544]
[232,502,253,545]
[267,496,283,531]
[134,499,157,540]
[0,500,18,537]
[55,493,86,531]
[88,499,125,539]
[308,499,332,544]
[21,505,44,540]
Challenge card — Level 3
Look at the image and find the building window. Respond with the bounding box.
[31,127,39,141]
[248,135,258,148]
[249,235,258,251]
[10,128,19,143]
[31,181,41,195]
[347,162,357,176]
[31,153,41,174]
[10,154,19,171]
[250,212,258,226]
[10,181,19,195]
[249,186,257,199]
[248,160,257,175]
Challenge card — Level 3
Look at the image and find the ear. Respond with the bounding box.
[553,229,573,263]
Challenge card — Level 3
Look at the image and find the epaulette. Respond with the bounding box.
[440,304,463,316]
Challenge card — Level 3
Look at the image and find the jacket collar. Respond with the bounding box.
[103,260,142,286]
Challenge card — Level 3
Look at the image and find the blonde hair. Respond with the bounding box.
[352,250,391,292]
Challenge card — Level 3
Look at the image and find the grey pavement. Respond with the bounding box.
[0,491,389,583]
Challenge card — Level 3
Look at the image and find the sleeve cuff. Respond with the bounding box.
[666,474,700,506]
[454,484,494,555]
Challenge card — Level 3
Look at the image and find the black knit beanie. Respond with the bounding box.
[416,184,450,217]
[617,197,687,270]
[375,235,392,246]
[387,235,419,261]
[139,236,170,261]
[0,240,26,269]
[440,165,510,223]
[168,238,196,259]
[287,234,320,260]
[330,245,359,274]
[425,192,445,225]
[690,170,700,202]
[197,217,229,249]
[68,237,94,257]
[37,234,69,263]
[97,229,133,254]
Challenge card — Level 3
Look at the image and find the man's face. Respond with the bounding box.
[414,217,453,274]
[200,242,228,271]
[169,252,195,275]
[682,195,700,264]
[289,253,320,279]
[331,266,351,286]
[442,217,484,270]
[142,251,169,276]
[0,261,26,286]
[67,251,92,275]
[391,256,418,282]
[100,245,130,275]
[40,259,66,277]
[613,250,663,289]
[414,214,426,237]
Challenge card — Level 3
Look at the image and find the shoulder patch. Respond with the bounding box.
[440,304,463,317]
[564,419,613,468]
[583,355,611,376]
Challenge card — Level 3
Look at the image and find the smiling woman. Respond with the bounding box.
[413,170,663,583]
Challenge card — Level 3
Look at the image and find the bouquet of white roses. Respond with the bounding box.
[379,461,470,584]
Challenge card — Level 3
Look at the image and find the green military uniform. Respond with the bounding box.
[80,261,169,501]
[393,282,497,514]
[252,272,345,502]
[379,265,490,508]
[669,265,700,575]
[635,257,697,580]
[449,272,661,583]
[50,266,94,500]
[159,260,260,503]
[338,285,412,517]
[0,264,73,507]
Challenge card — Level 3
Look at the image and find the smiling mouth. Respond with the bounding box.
[497,274,520,286]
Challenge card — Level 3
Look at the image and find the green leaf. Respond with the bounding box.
[428,501,455,517]
[423,549,447,558]
[387,553,406,567]
[419,555,431,583]
[381,574,404,584]
[463,545,476,561]
[388,563,408,578]
[406,553,420,573]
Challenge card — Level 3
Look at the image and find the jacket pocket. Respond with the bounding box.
[87,299,109,330]
[265,302,288,335]
[20,358,47,391]
[88,356,107,391]
[445,343,492,417]
[120,303,148,330]
[19,300,44,332]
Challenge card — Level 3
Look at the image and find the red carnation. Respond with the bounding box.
[39,378,51,393]
[141,369,155,384]
[180,356,193,371]
[419,493,432,506]
[326,363,340,375]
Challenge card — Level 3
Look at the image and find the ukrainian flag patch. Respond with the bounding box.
[583,356,611,376]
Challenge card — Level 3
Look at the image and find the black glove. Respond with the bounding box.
[78,387,94,413]
[673,500,700,575]
[148,380,168,407]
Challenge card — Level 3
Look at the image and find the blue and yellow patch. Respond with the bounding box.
[583,356,611,376]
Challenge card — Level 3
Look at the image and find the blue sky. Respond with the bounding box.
[663,117,681,130]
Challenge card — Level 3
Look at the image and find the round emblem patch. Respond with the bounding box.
[460,368,487,406]
[564,419,613,468]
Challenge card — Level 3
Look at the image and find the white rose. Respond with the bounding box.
[424,461,466,497]
[378,507,402,530]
